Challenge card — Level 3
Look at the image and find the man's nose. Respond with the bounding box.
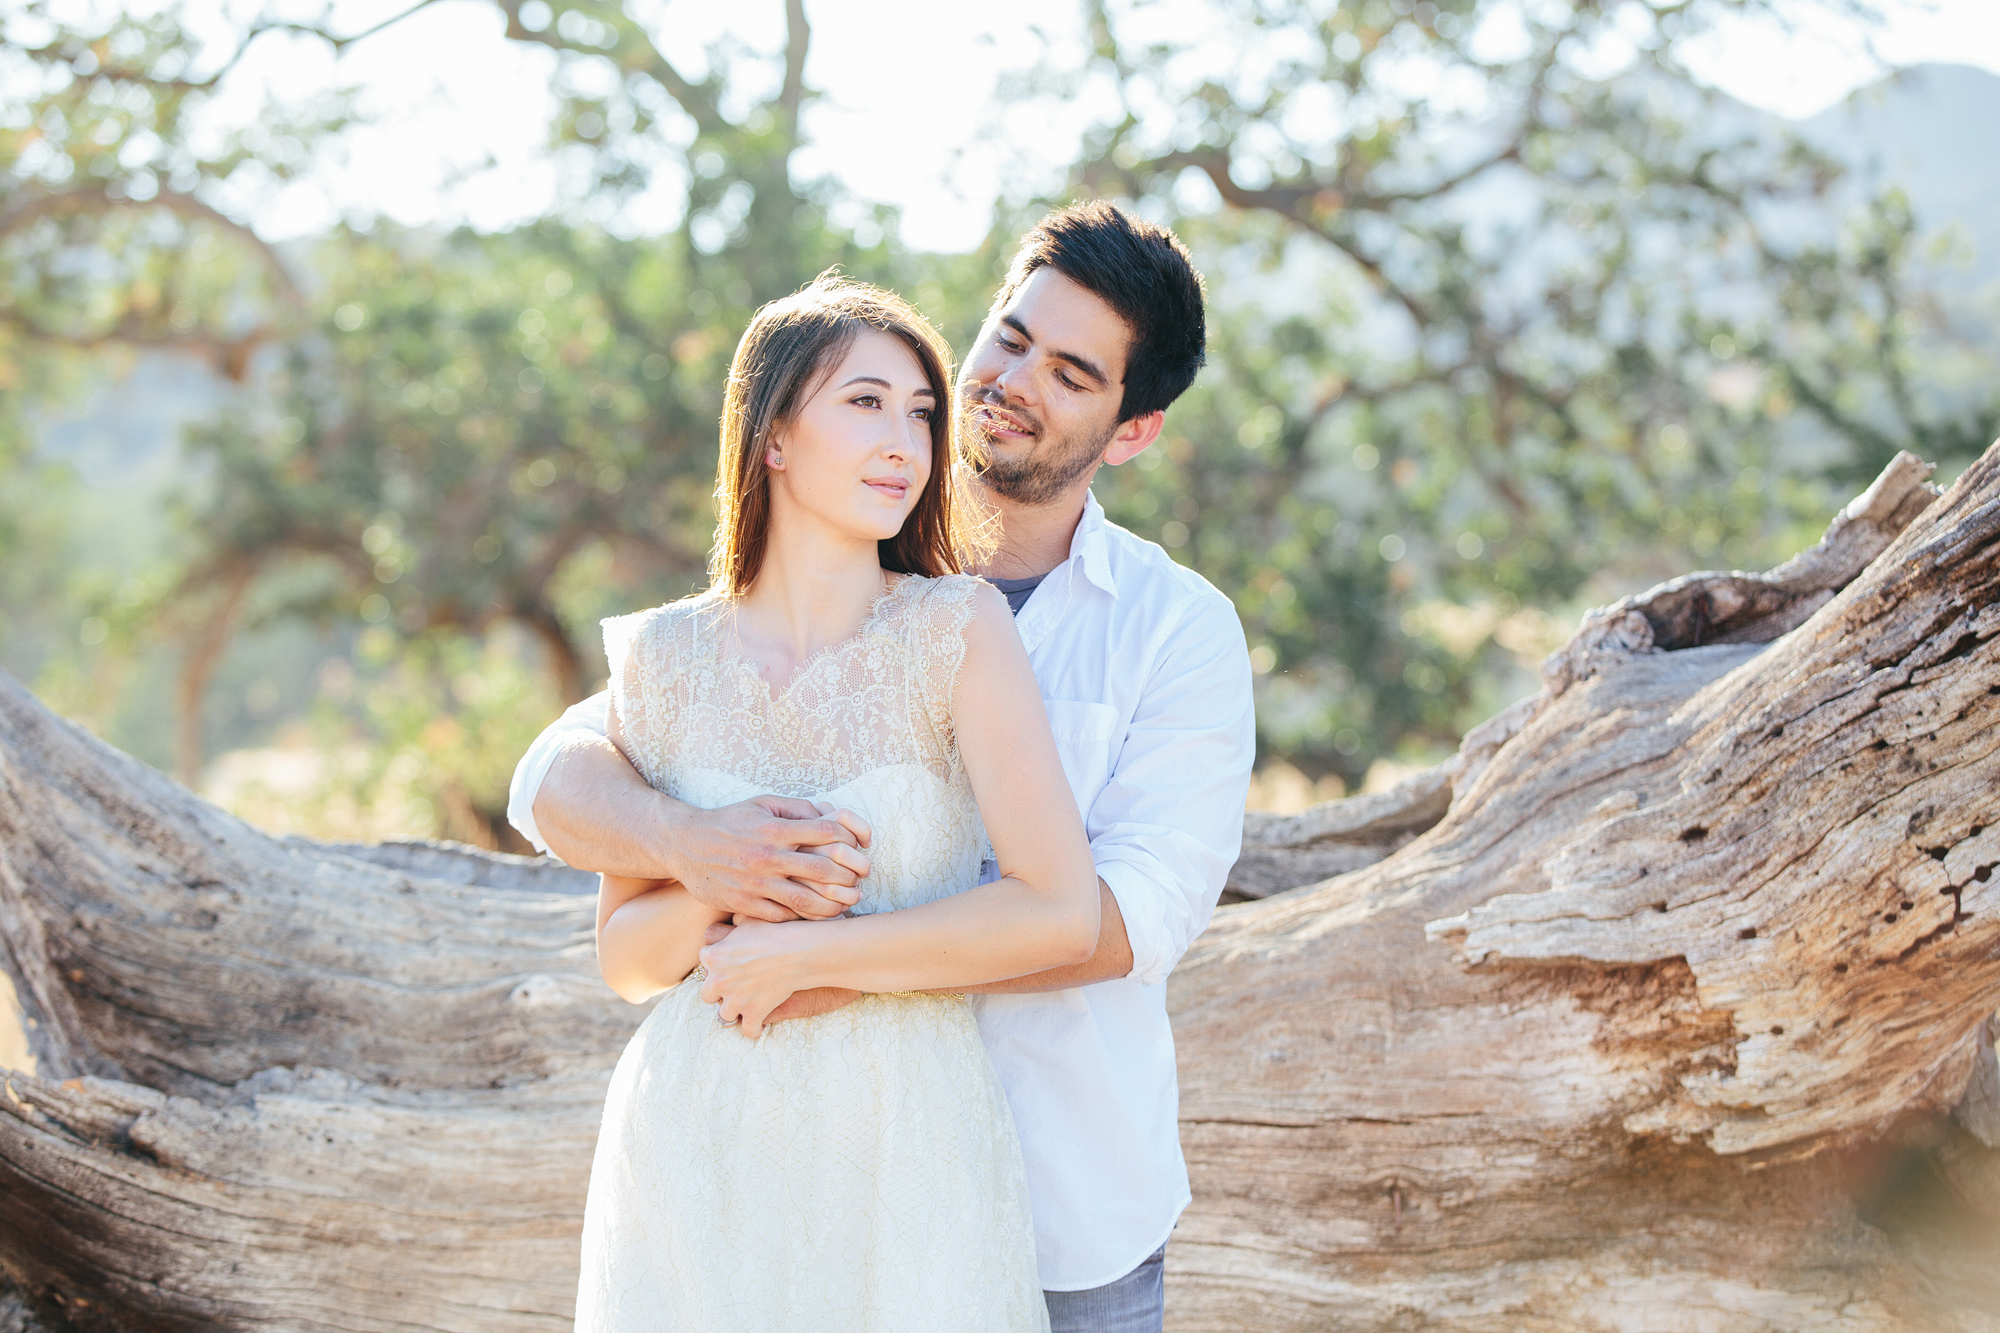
[993,360,1036,406]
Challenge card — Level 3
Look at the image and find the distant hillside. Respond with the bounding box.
[1801,62,2000,283]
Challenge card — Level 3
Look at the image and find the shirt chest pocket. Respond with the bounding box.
[1040,699,1120,814]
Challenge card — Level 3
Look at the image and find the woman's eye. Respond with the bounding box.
[911,407,932,421]
[853,394,881,408]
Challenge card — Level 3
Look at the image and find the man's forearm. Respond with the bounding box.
[951,881,1133,994]
[535,735,681,879]
[535,734,869,920]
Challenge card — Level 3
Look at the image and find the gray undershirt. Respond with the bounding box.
[984,573,1048,616]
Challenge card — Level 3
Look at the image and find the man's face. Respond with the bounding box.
[959,267,1133,507]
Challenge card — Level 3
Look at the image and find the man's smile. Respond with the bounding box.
[971,400,1037,441]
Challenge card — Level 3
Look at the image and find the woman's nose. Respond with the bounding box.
[881,419,917,461]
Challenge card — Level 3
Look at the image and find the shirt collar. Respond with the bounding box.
[1011,491,1117,654]
[1070,491,1119,599]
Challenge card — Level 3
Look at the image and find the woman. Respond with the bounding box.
[575,275,1098,1331]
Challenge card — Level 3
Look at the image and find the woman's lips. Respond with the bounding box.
[864,478,910,500]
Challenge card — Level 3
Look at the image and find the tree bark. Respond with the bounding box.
[1,449,1997,1330]
[1176,447,2000,1330]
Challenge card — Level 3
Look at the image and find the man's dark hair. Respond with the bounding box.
[996,200,1207,423]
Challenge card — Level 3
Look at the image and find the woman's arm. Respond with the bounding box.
[728,883,1130,1027]
[699,586,1100,1035]
[596,875,731,1003]
[593,696,730,1003]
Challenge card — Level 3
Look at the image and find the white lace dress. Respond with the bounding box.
[575,574,1049,1332]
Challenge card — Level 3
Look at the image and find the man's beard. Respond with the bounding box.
[962,390,1116,507]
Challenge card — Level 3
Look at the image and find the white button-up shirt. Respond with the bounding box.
[506,492,1256,1291]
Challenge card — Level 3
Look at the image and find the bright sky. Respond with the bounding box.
[162,0,2000,253]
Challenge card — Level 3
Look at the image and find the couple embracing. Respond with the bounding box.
[507,202,1256,1331]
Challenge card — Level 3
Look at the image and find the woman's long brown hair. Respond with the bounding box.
[708,273,991,595]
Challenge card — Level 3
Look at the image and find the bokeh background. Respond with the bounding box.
[4,0,1998,850]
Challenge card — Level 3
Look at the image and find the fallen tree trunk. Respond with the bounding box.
[0,448,1996,1330]
[1175,447,2000,1331]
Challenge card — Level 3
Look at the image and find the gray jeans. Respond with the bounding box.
[1044,1244,1166,1333]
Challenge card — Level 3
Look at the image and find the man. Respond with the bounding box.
[508,201,1255,1330]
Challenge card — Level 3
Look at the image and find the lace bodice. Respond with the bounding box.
[601,573,989,915]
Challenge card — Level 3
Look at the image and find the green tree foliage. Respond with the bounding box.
[159,0,1014,810]
[0,2,337,363]
[3,0,1994,839]
[0,1,335,759]
[1025,0,1999,782]
[0,0,1000,839]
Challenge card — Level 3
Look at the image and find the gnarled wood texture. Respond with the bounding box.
[1171,447,2000,1330]
[0,704,620,1330]
[0,448,1996,1330]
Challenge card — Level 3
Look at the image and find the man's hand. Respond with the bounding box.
[766,987,864,1024]
[536,737,874,924]
[703,920,860,1024]
[669,797,873,923]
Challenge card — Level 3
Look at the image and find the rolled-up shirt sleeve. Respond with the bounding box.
[1088,591,1256,985]
[506,691,610,858]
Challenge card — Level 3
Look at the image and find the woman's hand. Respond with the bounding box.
[703,920,862,1027]
[697,919,822,1039]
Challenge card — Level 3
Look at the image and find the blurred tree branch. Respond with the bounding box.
[0,0,942,801]
[7,0,1994,835]
[1017,0,1999,784]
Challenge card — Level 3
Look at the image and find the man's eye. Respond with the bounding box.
[1057,374,1082,392]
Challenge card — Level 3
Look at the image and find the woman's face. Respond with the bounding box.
[766,328,936,546]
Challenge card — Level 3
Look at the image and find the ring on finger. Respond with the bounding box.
[715,1004,740,1027]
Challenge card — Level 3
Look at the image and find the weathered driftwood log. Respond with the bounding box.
[0,711,617,1329]
[1223,451,1948,905]
[0,447,1996,1330]
[1173,446,2000,1330]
